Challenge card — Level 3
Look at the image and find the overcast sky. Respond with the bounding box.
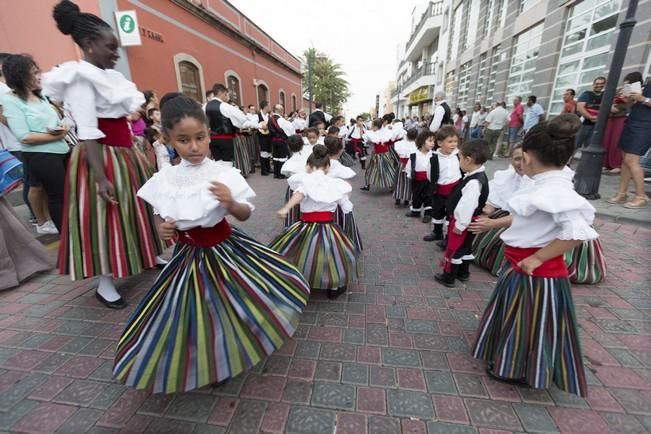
[229,0,424,117]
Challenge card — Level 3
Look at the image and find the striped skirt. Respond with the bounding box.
[233,135,252,176]
[365,152,397,190]
[472,264,588,397]
[339,151,355,167]
[565,238,607,284]
[245,135,259,168]
[283,187,301,228]
[58,144,166,281]
[269,221,357,289]
[113,227,310,394]
[392,162,411,202]
[335,206,363,253]
[472,210,510,276]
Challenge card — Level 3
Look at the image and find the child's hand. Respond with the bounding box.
[517,255,543,276]
[210,182,234,212]
[277,207,289,218]
[453,227,463,235]
[469,217,493,234]
[158,219,177,240]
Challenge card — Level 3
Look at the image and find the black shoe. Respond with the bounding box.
[486,367,527,385]
[434,273,456,288]
[436,239,446,251]
[423,231,443,242]
[95,291,127,309]
[458,261,470,281]
[422,214,431,223]
[457,273,470,282]
[327,286,347,299]
[403,200,409,206]
[405,211,420,218]
[395,199,401,206]
[360,186,370,191]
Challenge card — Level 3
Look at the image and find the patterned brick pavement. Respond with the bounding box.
[1,165,650,433]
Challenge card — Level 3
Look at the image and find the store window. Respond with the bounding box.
[279,90,286,110]
[549,0,622,114]
[505,23,544,106]
[456,61,473,109]
[257,82,269,106]
[226,73,241,106]
[178,61,202,102]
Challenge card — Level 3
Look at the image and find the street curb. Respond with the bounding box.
[595,211,651,228]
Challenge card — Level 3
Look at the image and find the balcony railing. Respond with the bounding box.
[401,62,437,89]
[406,1,444,50]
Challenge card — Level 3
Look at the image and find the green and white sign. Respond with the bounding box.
[114,10,141,46]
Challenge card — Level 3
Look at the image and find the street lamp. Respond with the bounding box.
[574,0,638,199]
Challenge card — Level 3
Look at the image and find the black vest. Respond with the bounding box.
[440,102,452,126]
[206,100,234,135]
[429,153,463,188]
[268,114,288,140]
[308,110,327,128]
[446,171,489,219]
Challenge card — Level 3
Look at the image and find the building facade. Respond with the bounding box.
[1,0,303,110]
[393,0,651,117]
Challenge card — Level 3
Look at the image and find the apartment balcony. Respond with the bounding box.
[403,1,444,63]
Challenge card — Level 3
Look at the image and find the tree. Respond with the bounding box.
[301,48,350,114]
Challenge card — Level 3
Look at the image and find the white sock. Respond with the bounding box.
[97,275,120,302]
[155,255,168,265]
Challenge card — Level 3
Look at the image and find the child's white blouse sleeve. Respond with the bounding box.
[553,210,599,241]
[215,167,257,211]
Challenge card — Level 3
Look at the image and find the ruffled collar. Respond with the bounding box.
[532,168,573,184]
[436,148,459,158]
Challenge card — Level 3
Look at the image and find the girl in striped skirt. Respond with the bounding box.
[271,144,358,300]
[113,95,310,394]
[280,135,312,227]
[324,136,363,254]
[360,119,397,191]
[44,1,168,309]
[470,147,607,284]
[393,128,418,206]
[472,115,597,397]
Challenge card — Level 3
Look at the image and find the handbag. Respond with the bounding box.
[0,149,23,197]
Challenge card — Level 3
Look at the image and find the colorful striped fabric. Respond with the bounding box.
[233,135,252,177]
[269,221,357,289]
[342,210,364,254]
[392,161,411,203]
[245,135,259,169]
[565,238,607,284]
[58,144,167,281]
[365,152,397,190]
[339,151,355,168]
[472,210,510,276]
[283,186,301,228]
[113,227,310,394]
[0,150,23,197]
[472,264,588,397]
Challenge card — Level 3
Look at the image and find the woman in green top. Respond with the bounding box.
[1,54,70,233]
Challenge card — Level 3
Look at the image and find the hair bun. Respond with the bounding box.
[53,0,81,35]
[312,144,328,158]
[547,113,581,140]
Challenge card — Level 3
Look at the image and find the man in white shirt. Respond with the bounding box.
[483,101,509,159]
[205,83,251,163]
[469,103,482,139]
[268,104,295,178]
[429,91,453,133]
[292,109,307,133]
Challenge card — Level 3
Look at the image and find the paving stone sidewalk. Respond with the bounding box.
[0,163,650,433]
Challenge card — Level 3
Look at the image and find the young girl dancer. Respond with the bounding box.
[271,145,357,300]
[325,136,363,254]
[44,0,167,309]
[281,134,311,227]
[113,94,310,394]
[472,114,597,397]
[405,130,435,223]
[360,119,397,192]
[393,128,418,206]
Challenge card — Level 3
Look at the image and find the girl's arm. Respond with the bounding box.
[210,181,251,221]
[155,215,177,240]
[84,140,117,203]
[517,239,582,275]
[278,191,305,217]
[469,215,512,233]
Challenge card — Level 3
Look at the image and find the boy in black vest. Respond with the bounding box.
[435,139,490,287]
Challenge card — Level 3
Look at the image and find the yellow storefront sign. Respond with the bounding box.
[409,86,430,104]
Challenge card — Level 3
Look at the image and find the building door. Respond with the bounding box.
[257,84,269,105]
[227,75,241,106]
[179,61,202,102]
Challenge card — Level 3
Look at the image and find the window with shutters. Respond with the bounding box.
[226,74,242,106]
[257,83,269,106]
[279,90,286,109]
[178,61,202,102]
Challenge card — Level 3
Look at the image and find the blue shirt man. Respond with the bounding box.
[523,95,545,133]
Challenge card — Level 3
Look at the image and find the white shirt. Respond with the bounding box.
[477,112,487,127]
[272,114,296,137]
[281,150,310,176]
[328,158,355,180]
[292,117,307,131]
[429,100,448,133]
[246,112,260,128]
[500,169,598,248]
[469,110,481,128]
[347,125,364,140]
[153,141,171,170]
[137,158,255,231]
[215,98,252,129]
[453,166,486,232]
[314,109,332,123]
[288,170,352,213]
[406,150,432,179]
[42,60,144,141]
[485,106,509,131]
[436,149,461,185]
[0,82,22,151]
[487,165,532,209]
[362,129,385,144]
[337,124,349,140]
[394,139,417,159]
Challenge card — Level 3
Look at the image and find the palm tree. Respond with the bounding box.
[301,49,350,113]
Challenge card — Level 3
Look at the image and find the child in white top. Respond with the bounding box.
[393,128,418,206]
[472,114,598,397]
[405,130,435,222]
[281,134,312,227]
[302,127,319,153]
[360,119,397,191]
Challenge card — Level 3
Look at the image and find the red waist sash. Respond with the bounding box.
[350,138,362,143]
[301,211,334,223]
[295,129,304,134]
[414,171,428,181]
[177,219,232,248]
[436,179,460,196]
[399,157,409,164]
[211,133,235,140]
[271,136,286,143]
[374,143,389,154]
[504,246,568,278]
[98,117,132,147]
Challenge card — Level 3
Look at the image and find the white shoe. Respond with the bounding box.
[36,221,59,235]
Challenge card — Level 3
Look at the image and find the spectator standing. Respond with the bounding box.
[507,96,524,153]
[576,77,606,148]
[469,103,482,139]
[484,101,509,159]
[561,89,577,114]
[522,95,545,135]
[429,91,452,133]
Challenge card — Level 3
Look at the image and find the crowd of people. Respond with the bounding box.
[0,0,649,405]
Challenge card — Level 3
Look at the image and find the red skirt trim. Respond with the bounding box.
[98,118,132,148]
[177,219,232,248]
[436,180,460,196]
[301,211,335,223]
[374,143,389,154]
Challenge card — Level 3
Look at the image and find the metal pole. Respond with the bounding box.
[574,0,638,199]
[308,51,313,116]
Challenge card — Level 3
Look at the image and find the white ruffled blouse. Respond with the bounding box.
[42,60,144,141]
[327,159,356,180]
[487,165,533,210]
[500,169,598,248]
[281,149,311,176]
[137,158,255,230]
[288,170,352,213]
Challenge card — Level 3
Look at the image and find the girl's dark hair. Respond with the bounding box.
[324,136,342,156]
[371,118,383,129]
[406,128,418,141]
[415,130,435,149]
[327,126,339,135]
[460,139,489,165]
[2,54,41,100]
[160,93,207,133]
[147,107,160,119]
[143,90,155,105]
[305,127,319,137]
[436,125,459,143]
[522,114,580,167]
[306,144,330,170]
[159,92,183,110]
[624,71,643,84]
[287,134,303,153]
[53,0,111,47]
[145,126,161,144]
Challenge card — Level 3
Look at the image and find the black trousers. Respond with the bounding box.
[272,140,289,160]
[411,180,432,211]
[210,138,234,162]
[430,194,449,224]
[22,151,69,231]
